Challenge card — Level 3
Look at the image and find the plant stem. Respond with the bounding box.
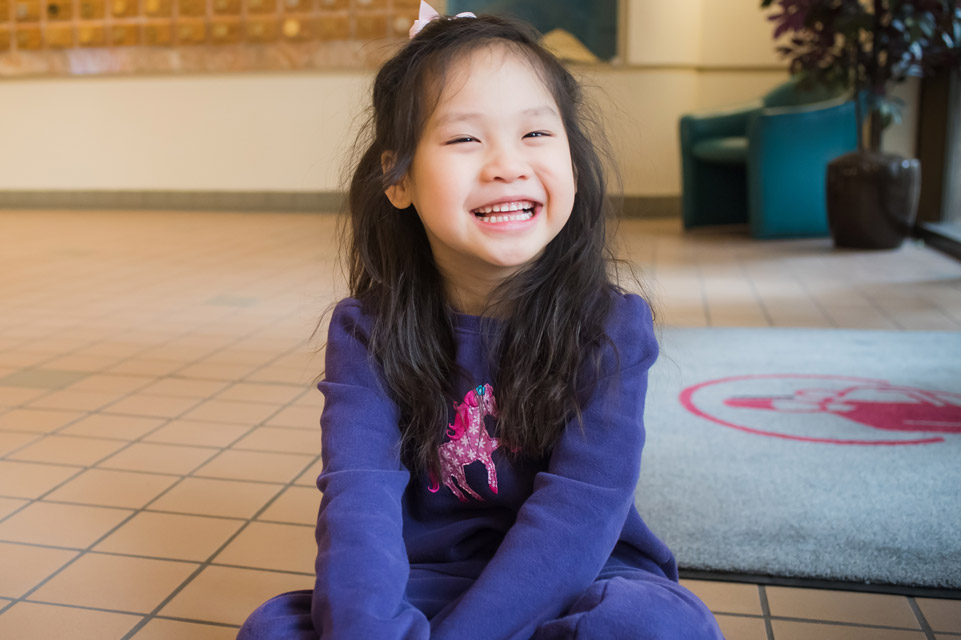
[869,0,884,152]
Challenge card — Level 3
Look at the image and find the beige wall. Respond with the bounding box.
[0,72,371,192]
[0,0,916,197]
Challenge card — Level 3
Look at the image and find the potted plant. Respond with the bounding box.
[761,0,961,248]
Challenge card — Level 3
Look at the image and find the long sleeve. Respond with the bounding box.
[429,294,659,640]
[311,300,430,639]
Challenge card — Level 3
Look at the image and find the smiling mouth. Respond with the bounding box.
[471,200,539,224]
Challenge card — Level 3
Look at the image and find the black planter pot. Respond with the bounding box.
[826,151,922,249]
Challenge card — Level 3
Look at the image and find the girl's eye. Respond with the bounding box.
[447,136,477,144]
[524,131,551,138]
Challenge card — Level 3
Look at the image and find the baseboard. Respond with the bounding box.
[0,190,347,213]
[0,190,680,219]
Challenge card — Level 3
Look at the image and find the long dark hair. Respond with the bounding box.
[340,14,642,480]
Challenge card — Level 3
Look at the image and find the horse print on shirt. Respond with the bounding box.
[428,383,503,502]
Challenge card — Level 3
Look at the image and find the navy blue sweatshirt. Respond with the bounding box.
[312,293,677,639]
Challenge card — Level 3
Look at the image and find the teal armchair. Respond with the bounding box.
[679,78,858,238]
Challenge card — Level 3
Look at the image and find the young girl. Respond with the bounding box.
[239,6,723,639]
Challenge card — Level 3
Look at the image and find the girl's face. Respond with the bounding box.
[385,46,576,314]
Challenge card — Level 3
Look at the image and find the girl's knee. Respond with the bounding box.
[237,590,315,640]
[605,576,723,640]
[548,575,723,640]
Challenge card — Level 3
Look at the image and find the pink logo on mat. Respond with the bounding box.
[428,383,504,502]
[680,374,961,446]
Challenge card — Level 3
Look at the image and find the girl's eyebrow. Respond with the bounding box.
[435,106,559,126]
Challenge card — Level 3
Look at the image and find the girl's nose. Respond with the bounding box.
[480,146,529,183]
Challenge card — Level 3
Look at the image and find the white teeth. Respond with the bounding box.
[473,200,536,215]
[476,211,534,224]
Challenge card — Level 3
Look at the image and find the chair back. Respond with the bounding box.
[763,77,844,108]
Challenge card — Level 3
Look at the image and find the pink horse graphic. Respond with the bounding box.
[428,383,503,502]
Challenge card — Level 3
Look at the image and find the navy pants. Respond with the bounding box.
[237,570,724,640]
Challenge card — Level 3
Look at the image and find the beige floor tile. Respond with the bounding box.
[213,521,315,573]
[65,374,151,394]
[0,408,83,433]
[0,601,142,640]
[106,359,185,377]
[0,431,40,456]
[45,469,178,509]
[266,405,321,429]
[28,552,198,613]
[714,614,767,640]
[58,414,165,440]
[271,352,320,373]
[258,486,320,525]
[180,399,281,426]
[159,565,314,626]
[147,477,283,519]
[0,461,79,499]
[41,355,120,372]
[95,512,244,562]
[137,378,230,399]
[766,586,920,629]
[215,382,304,405]
[0,387,48,408]
[0,497,29,520]
[916,597,961,633]
[131,618,239,640]
[26,389,125,412]
[98,442,219,475]
[232,426,322,455]
[292,389,324,408]
[9,435,127,466]
[193,450,314,484]
[103,394,200,419]
[144,419,250,448]
[0,352,50,369]
[294,457,323,486]
[246,366,316,386]
[205,349,280,367]
[770,620,926,640]
[680,580,762,616]
[17,339,91,355]
[71,343,146,360]
[0,366,86,387]
[0,542,78,598]
[176,362,260,381]
[0,502,132,548]
[136,344,214,363]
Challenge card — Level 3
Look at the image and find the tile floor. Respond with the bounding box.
[1,209,960,640]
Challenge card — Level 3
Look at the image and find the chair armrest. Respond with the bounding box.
[680,101,763,147]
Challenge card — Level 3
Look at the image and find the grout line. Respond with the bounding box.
[0,266,326,627]
[908,597,938,640]
[764,614,934,631]
[146,614,241,629]
[118,453,320,640]
[0,598,149,619]
[758,585,775,640]
[738,256,775,328]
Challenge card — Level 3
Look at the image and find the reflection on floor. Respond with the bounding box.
[1,210,959,639]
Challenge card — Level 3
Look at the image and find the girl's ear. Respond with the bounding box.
[381,151,413,209]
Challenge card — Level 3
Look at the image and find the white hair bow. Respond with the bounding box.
[409,0,476,39]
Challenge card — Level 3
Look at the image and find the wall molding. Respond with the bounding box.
[0,190,680,218]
